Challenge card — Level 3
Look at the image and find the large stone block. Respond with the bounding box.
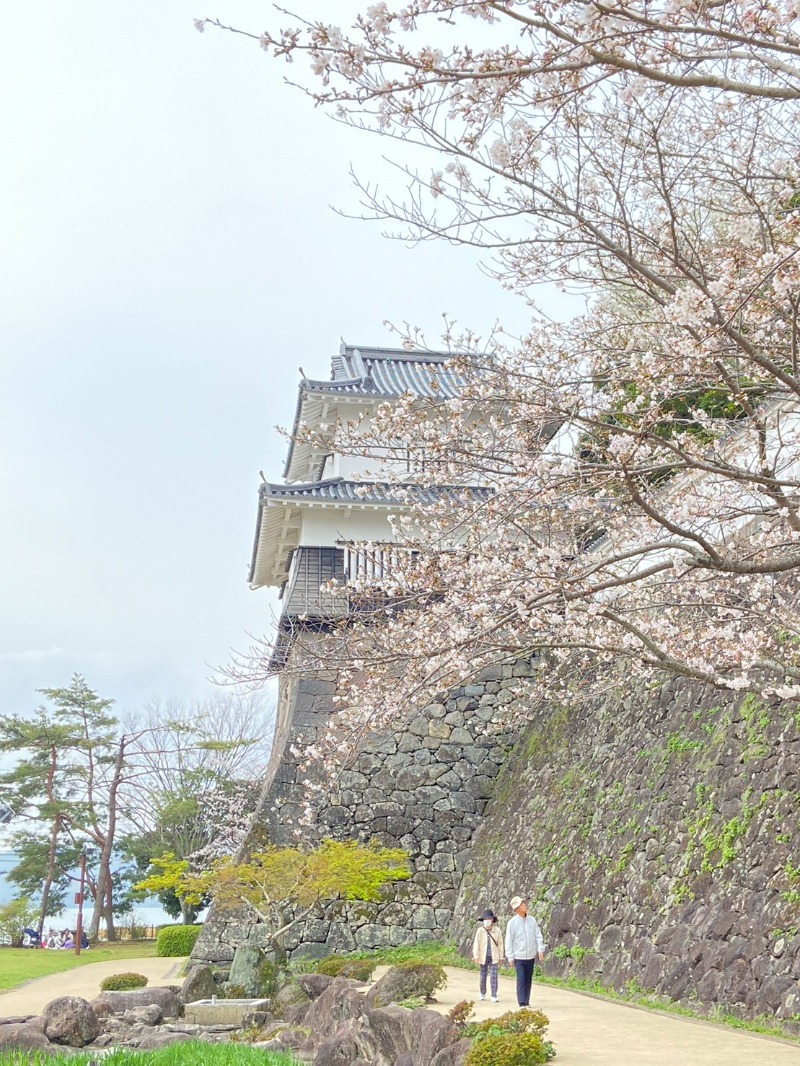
[42,997,100,1047]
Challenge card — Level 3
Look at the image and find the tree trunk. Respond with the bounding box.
[180,900,197,924]
[38,811,61,937]
[37,746,63,937]
[88,864,105,940]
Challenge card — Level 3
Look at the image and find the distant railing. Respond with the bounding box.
[339,542,418,585]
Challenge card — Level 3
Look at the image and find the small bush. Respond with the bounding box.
[398,995,426,1010]
[466,1032,548,1066]
[341,958,377,982]
[315,955,376,981]
[316,955,347,976]
[466,1009,550,1038]
[99,972,148,991]
[156,924,202,957]
[258,958,283,997]
[448,1000,476,1029]
[373,962,447,1006]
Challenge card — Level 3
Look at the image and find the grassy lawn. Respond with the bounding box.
[0,1044,297,1066]
[0,939,158,992]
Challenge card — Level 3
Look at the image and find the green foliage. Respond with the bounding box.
[258,958,282,997]
[665,732,704,755]
[398,995,427,1009]
[199,839,410,913]
[466,1033,548,1066]
[373,962,448,1006]
[551,944,594,961]
[316,954,349,976]
[0,897,40,945]
[0,1043,300,1066]
[448,1000,476,1028]
[156,924,202,957]
[316,955,377,981]
[466,1009,550,1040]
[99,971,149,991]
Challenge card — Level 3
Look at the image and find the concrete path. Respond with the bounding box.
[427,967,800,1066]
[2,958,798,1065]
[0,956,187,1017]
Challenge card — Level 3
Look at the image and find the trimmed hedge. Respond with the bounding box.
[99,972,149,992]
[156,924,203,957]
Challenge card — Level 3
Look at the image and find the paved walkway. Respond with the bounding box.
[428,967,800,1066]
[1,958,798,1065]
[0,956,186,1017]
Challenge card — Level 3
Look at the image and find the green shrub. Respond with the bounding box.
[0,897,40,945]
[448,1000,476,1029]
[466,1033,548,1066]
[99,972,149,992]
[373,962,447,1006]
[316,955,376,981]
[340,958,377,982]
[258,958,282,997]
[156,924,202,957]
[316,955,347,976]
[466,1009,550,1038]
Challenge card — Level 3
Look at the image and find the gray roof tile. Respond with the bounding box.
[261,477,492,506]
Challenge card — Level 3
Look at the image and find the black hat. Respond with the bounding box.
[479,909,496,920]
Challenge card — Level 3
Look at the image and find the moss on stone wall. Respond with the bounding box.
[454,677,800,1022]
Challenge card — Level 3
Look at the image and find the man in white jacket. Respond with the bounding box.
[504,894,545,1007]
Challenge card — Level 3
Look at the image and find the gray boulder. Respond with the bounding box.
[361,1005,413,1062]
[42,996,100,1047]
[306,978,368,1040]
[282,1002,311,1025]
[0,1022,53,1053]
[122,1004,163,1026]
[229,944,264,996]
[179,964,218,1005]
[409,1010,459,1066]
[93,987,179,1018]
[297,972,336,999]
[430,1036,473,1066]
[314,1018,367,1066]
[273,981,310,1017]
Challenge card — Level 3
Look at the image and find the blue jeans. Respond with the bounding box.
[514,957,536,1006]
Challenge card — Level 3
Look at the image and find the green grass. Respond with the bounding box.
[0,1044,297,1066]
[0,939,159,992]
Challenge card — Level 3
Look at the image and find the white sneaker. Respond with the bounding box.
[491,997,499,1003]
[480,994,486,1000]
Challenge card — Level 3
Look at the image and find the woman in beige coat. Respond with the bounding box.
[471,908,504,1003]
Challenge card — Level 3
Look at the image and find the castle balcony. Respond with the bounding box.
[279,543,420,621]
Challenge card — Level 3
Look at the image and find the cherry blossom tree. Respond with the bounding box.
[205,3,800,747]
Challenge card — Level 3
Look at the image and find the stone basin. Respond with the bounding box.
[184,998,270,1026]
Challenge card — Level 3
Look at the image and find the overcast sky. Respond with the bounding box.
[0,2,537,719]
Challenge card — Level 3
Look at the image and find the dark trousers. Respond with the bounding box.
[514,957,536,1006]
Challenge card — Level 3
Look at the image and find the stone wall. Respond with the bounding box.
[194,648,800,1023]
[454,676,800,1022]
[191,650,534,966]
